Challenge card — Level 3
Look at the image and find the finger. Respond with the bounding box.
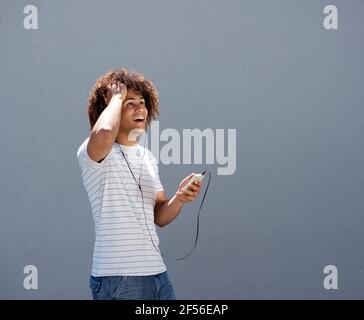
[179,173,198,191]
[182,173,197,186]
[180,181,190,190]
[190,186,201,194]
[188,184,200,192]
[177,194,194,202]
[191,191,200,198]
[176,190,196,200]
[184,194,196,201]
[185,186,199,194]
[182,188,195,197]
[183,191,199,200]
[186,173,196,181]
[175,193,191,202]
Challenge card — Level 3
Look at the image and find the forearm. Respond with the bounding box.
[154,195,184,228]
[92,95,123,139]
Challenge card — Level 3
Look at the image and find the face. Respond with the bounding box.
[119,91,148,138]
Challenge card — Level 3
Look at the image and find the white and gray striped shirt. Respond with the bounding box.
[77,137,167,276]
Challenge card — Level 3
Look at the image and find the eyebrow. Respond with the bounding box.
[125,96,145,102]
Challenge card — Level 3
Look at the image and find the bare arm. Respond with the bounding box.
[154,174,202,228]
[87,83,127,162]
[154,192,184,228]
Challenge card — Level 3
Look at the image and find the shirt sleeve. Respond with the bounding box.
[76,137,113,171]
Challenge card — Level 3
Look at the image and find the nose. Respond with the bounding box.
[135,102,146,112]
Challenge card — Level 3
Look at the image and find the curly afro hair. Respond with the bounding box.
[87,68,159,131]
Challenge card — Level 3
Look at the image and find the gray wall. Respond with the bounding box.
[1,0,364,299]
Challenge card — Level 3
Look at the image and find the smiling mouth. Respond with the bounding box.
[133,116,145,123]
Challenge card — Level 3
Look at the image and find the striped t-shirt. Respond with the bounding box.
[76,136,167,276]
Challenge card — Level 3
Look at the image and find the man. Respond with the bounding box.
[76,69,202,300]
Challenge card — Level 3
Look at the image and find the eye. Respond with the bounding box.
[140,101,145,105]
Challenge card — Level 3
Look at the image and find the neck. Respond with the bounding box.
[115,131,139,146]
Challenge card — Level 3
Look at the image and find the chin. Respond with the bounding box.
[134,124,146,130]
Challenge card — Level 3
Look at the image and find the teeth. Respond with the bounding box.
[133,116,144,120]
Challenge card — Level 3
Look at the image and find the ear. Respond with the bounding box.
[105,85,112,105]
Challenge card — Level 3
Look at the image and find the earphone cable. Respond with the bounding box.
[118,137,211,261]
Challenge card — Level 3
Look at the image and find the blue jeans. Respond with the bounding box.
[89,271,176,300]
